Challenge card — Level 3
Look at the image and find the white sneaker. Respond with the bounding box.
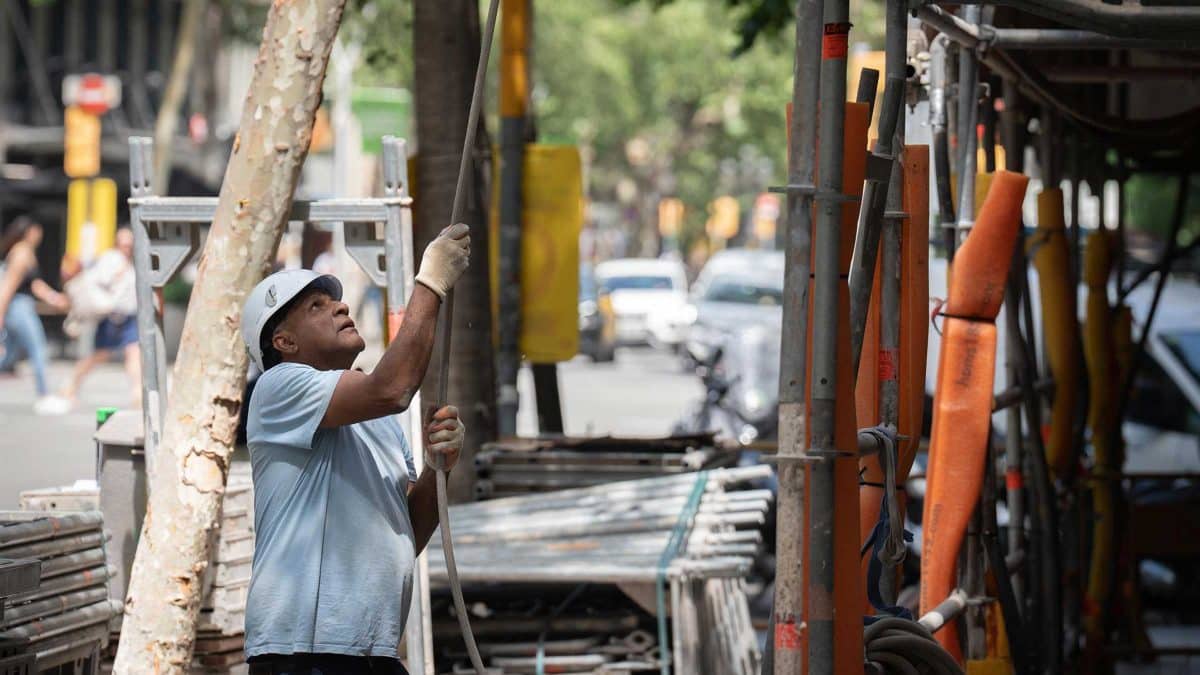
[33,396,72,415]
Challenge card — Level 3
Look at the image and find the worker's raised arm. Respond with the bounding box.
[320,224,470,428]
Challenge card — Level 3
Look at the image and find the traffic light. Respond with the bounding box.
[64,105,101,178]
[706,195,740,240]
[658,198,685,238]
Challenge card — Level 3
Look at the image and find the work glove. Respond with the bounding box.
[415,223,471,299]
[424,405,466,472]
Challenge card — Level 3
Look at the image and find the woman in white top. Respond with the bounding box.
[61,227,141,407]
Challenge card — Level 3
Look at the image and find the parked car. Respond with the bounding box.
[594,258,689,348]
[683,249,785,366]
[578,264,616,362]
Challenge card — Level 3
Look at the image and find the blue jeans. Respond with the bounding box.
[0,294,49,396]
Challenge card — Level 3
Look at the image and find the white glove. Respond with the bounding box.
[415,224,471,299]
[425,405,466,472]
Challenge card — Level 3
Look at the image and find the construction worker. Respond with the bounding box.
[240,224,471,675]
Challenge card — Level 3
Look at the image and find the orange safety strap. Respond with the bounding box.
[920,171,1028,661]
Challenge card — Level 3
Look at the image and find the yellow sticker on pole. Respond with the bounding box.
[489,144,583,363]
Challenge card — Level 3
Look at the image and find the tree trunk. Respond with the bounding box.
[413,0,498,503]
[152,0,206,193]
[112,2,347,672]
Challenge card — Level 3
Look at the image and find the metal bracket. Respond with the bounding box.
[141,222,200,289]
[344,221,388,287]
[768,183,862,204]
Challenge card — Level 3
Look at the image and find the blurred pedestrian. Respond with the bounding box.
[61,227,141,408]
[0,216,71,414]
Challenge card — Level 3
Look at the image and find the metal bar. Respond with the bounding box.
[807,0,850,671]
[988,28,1199,50]
[944,0,1200,40]
[496,9,527,435]
[1013,246,1063,672]
[769,0,823,669]
[1043,65,1200,84]
[0,0,59,124]
[848,74,904,377]
[381,137,435,675]
[130,196,409,224]
[929,35,958,260]
[874,0,907,607]
[999,79,1028,614]
[856,68,880,122]
[531,363,564,434]
[1116,173,1189,422]
[0,513,104,548]
[955,6,981,235]
[129,138,164,488]
[918,589,968,633]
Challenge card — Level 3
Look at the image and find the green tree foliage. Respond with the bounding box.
[349,0,884,255]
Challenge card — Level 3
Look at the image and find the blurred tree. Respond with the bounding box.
[348,0,884,258]
[412,0,497,503]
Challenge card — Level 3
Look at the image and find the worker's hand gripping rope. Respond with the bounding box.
[415,224,471,301]
[424,405,465,472]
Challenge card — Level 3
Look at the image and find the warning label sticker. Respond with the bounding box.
[822,22,852,60]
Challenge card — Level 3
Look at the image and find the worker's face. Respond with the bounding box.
[271,289,363,370]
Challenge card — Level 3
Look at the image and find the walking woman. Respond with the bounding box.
[60,227,141,408]
[0,216,71,414]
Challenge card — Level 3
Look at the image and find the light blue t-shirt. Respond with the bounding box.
[244,362,418,659]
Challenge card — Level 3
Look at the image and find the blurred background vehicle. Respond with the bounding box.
[595,258,688,348]
[683,249,784,367]
[578,263,616,362]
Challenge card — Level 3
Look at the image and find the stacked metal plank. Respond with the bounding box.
[18,476,253,675]
[192,471,253,675]
[0,512,120,674]
[473,434,739,499]
[0,556,42,674]
[428,466,769,674]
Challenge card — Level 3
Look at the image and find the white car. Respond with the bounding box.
[595,258,689,348]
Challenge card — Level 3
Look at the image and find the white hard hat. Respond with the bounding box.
[242,269,342,371]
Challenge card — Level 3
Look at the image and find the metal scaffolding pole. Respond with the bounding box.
[940,0,1200,40]
[929,35,958,260]
[875,0,907,606]
[768,0,822,671]
[987,28,1198,51]
[497,0,530,438]
[807,0,850,670]
[955,6,981,236]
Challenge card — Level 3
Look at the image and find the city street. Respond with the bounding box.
[0,347,702,508]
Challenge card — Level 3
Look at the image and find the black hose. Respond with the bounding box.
[932,128,959,261]
[864,618,965,675]
[867,635,965,675]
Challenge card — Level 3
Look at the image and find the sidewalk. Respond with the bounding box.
[0,347,702,509]
[0,358,135,508]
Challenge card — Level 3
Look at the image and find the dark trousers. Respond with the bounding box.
[248,653,410,675]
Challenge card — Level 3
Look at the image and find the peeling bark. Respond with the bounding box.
[112,1,347,672]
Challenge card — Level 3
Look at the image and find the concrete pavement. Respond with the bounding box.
[0,347,703,508]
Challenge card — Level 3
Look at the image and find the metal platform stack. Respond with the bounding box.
[473,434,740,499]
[428,467,770,674]
[0,513,119,675]
[193,472,254,675]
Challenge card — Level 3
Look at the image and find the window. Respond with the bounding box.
[701,278,783,306]
[601,275,675,291]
